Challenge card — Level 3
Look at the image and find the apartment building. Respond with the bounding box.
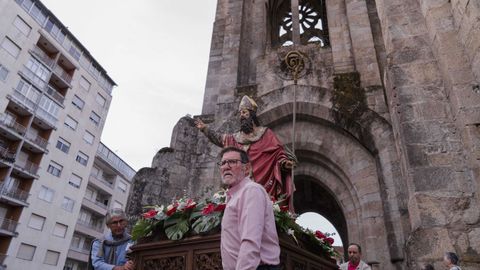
[0,0,136,269]
[64,143,135,270]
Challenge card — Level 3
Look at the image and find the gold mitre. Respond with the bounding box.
[239,95,258,112]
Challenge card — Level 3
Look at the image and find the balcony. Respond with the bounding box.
[75,219,103,239]
[82,197,108,216]
[24,132,48,153]
[0,145,15,164]
[9,88,38,112]
[67,248,89,262]
[0,181,29,206]
[14,159,39,177]
[21,66,48,90]
[53,65,72,85]
[0,217,19,237]
[35,106,58,128]
[45,85,65,105]
[30,46,55,69]
[88,174,114,194]
[0,114,26,137]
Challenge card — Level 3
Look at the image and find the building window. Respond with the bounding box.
[76,152,89,166]
[44,250,60,266]
[17,243,36,261]
[64,115,78,130]
[96,93,107,107]
[0,63,8,81]
[28,214,46,231]
[89,111,101,126]
[72,95,85,110]
[38,95,60,121]
[13,16,31,36]
[52,223,67,238]
[70,234,81,249]
[1,37,21,58]
[68,43,81,61]
[61,197,75,212]
[69,174,82,188]
[47,161,63,177]
[38,185,54,202]
[79,76,91,91]
[113,201,123,209]
[55,137,70,153]
[45,18,65,45]
[83,131,95,145]
[118,181,127,193]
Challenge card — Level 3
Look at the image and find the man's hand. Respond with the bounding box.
[113,260,135,270]
[194,118,206,130]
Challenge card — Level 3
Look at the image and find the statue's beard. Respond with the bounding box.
[240,116,254,134]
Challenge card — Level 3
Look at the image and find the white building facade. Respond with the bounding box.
[0,0,136,269]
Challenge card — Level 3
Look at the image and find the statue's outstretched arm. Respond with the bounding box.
[195,118,224,147]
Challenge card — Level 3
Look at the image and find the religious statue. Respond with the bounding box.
[195,95,296,209]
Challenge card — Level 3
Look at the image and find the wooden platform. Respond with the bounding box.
[130,233,339,269]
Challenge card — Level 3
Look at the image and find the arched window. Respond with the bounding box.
[268,0,329,48]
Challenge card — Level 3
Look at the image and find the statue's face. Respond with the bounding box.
[239,109,250,119]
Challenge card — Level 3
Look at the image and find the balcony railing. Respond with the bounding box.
[0,113,26,135]
[11,88,39,111]
[21,66,48,90]
[83,196,108,210]
[0,217,18,235]
[69,246,90,255]
[15,159,39,176]
[25,132,48,150]
[90,174,114,189]
[45,85,65,105]
[31,46,55,68]
[0,145,15,163]
[35,106,58,127]
[76,219,103,233]
[0,181,29,203]
[53,65,72,84]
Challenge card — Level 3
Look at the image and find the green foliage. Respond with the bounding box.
[164,218,190,240]
[131,219,156,241]
[192,212,221,234]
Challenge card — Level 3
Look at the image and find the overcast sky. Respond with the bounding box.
[42,0,217,171]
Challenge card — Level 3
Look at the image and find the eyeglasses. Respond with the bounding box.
[108,219,126,226]
[217,159,243,167]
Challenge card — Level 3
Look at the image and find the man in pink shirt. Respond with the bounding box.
[219,146,281,270]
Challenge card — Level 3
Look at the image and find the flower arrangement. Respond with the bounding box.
[132,190,338,258]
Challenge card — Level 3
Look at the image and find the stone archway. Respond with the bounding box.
[256,97,407,270]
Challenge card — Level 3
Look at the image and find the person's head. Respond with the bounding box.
[347,243,362,265]
[238,96,260,134]
[421,263,434,270]
[106,208,127,238]
[218,147,250,186]
[443,252,459,267]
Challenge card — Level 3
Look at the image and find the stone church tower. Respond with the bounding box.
[127,1,480,269]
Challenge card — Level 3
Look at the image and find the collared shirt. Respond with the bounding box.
[91,231,132,270]
[348,261,360,270]
[221,177,280,270]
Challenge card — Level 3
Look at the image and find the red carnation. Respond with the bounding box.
[326,237,334,245]
[166,204,178,216]
[202,203,215,215]
[142,209,158,219]
[184,199,196,211]
[214,204,226,212]
[280,205,289,212]
[315,230,326,239]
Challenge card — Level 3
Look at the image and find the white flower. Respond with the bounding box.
[287,229,295,236]
[273,204,281,212]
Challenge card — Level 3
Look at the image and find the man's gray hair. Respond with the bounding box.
[106,208,127,224]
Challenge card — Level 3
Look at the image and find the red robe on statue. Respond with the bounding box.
[223,128,294,208]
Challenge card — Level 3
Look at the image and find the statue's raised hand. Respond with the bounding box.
[194,118,206,130]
